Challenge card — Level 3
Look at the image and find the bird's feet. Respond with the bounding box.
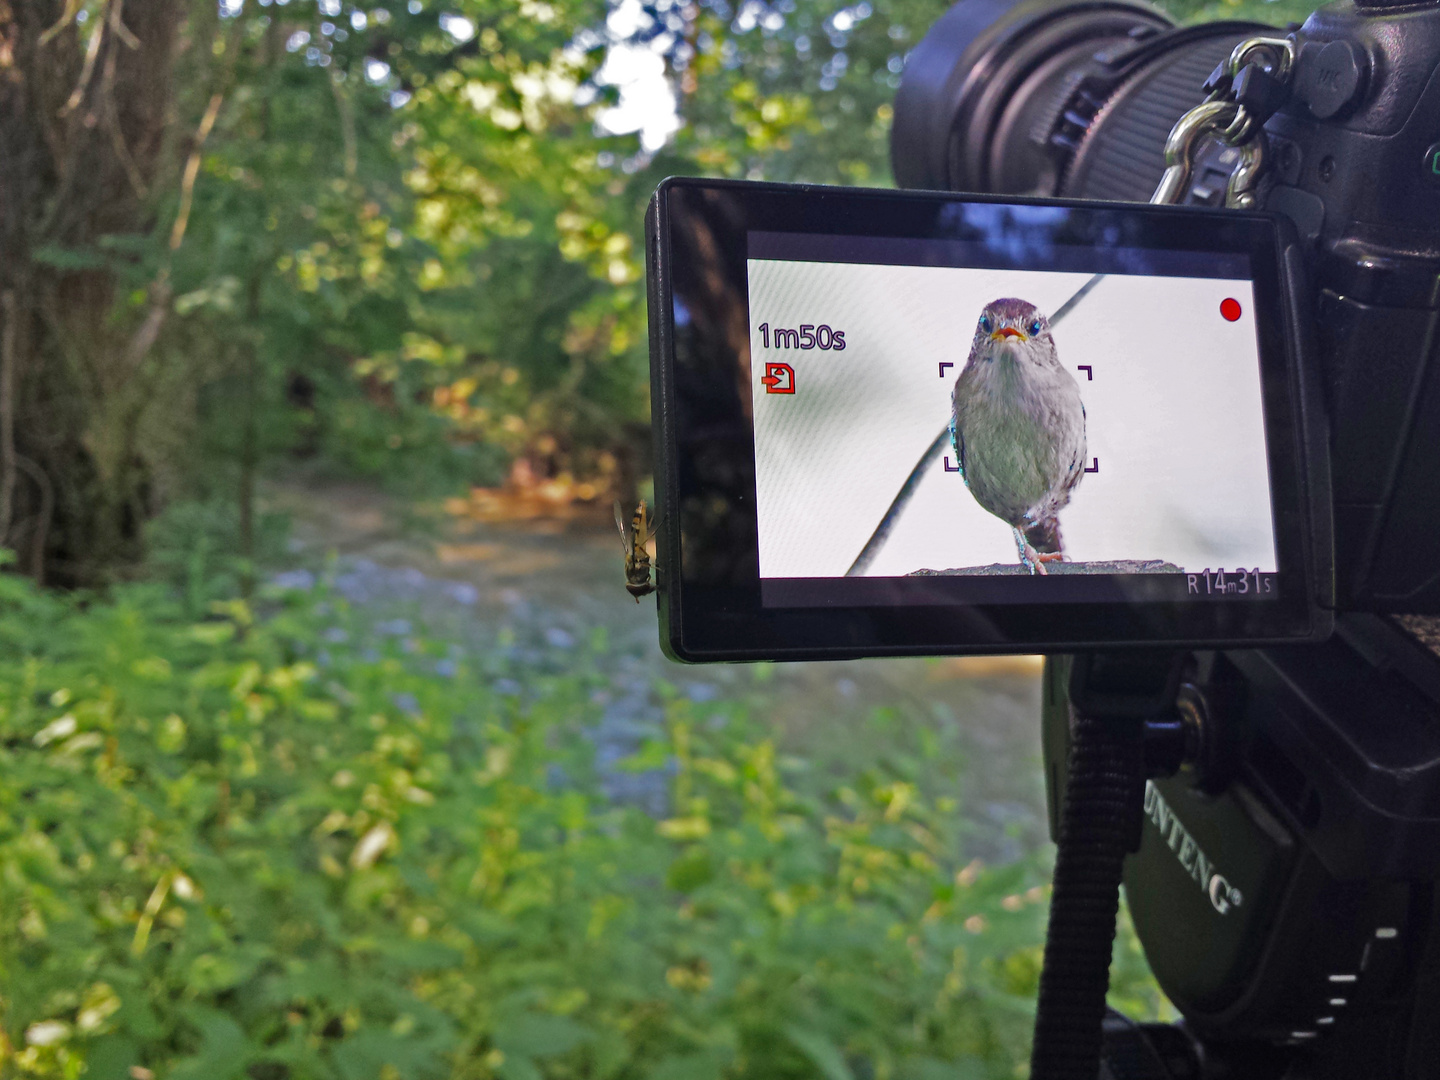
[1013,529,1048,576]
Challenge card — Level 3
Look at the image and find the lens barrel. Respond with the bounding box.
[892,0,1275,202]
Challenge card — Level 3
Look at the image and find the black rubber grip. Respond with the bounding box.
[1030,711,1146,1080]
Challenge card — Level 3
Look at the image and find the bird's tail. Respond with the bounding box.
[1025,517,1063,555]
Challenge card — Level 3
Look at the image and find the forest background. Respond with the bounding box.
[0,0,1309,1077]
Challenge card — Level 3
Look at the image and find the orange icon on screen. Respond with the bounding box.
[761,362,795,394]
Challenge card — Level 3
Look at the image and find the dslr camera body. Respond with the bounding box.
[895,0,1440,614]
[895,0,1440,1075]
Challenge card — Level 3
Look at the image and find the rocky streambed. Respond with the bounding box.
[266,479,1053,862]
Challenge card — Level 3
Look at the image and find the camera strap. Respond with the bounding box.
[1153,36,1296,209]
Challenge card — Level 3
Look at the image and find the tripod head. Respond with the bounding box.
[1043,617,1440,1078]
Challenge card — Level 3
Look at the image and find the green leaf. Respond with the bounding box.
[332,1029,449,1080]
[169,1008,249,1080]
[619,738,672,772]
[371,937,465,972]
[648,1048,731,1080]
[189,621,237,645]
[496,1056,544,1080]
[784,1026,855,1080]
[80,1034,140,1080]
[113,994,163,1041]
[665,847,714,892]
[495,1012,593,1058]
[187,945,269,994]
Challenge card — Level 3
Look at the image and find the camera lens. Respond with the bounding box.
[892,0,1276,202]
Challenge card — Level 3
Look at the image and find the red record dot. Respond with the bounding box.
[1220,297,1242,322]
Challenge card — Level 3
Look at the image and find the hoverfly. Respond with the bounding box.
[614,500,658,601]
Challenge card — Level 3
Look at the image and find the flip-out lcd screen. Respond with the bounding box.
[647,179,1330,660]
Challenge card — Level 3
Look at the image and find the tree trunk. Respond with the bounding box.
[0,0,183,585]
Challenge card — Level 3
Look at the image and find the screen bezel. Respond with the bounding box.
[648,177,1329,661]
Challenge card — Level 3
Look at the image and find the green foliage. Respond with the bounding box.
[156,0,668,509]
[663,0,951,185]
[0,577,1160,1079]
[2,0,1324,583]
[143,498,294,617]
[1163,0,1316,27]
[313,382,509,497]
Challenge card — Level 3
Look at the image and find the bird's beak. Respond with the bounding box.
[990,327,1026,342]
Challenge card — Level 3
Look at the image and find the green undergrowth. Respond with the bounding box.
[0,573,1166,1080]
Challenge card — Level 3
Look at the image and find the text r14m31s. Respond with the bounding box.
[1189,569,1276,596]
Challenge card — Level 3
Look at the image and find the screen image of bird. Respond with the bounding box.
[745,256,1279,582]
[951,298,1085,575]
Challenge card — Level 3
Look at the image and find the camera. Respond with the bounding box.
[644,0,1440,1074]
[887,0,1440,1075]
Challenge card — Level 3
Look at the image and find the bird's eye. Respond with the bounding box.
[979,315,992,333]
[1028,319,1043,336]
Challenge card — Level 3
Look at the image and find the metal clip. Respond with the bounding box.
[1152,34,1295,209]
[1152,100,1242,206]
[1225,136,1267,210]
[1225,36,1295,87]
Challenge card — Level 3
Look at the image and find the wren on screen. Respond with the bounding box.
[950,298,1087,575]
